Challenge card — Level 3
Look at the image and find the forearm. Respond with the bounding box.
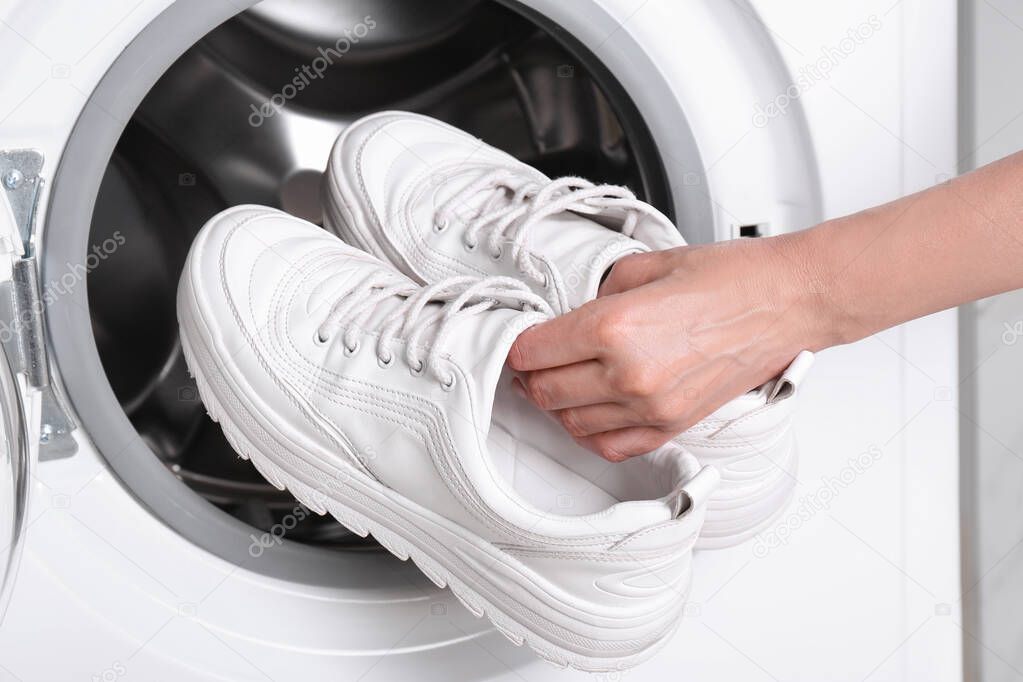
[786,151,1023,349]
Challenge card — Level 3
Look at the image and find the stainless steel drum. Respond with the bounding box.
[87,0,672,549]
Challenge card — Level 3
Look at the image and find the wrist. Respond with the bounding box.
[771,225,848,352]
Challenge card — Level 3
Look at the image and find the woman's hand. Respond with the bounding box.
[507,235,823,461]
[510,150,1023,461]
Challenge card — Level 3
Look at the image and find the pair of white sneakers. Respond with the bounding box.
[177,112,812,671]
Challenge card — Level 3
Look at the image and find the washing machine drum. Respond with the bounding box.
[46,0,675,574]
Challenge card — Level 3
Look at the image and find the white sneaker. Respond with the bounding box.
[323,110,814,549]
[676,352,813,548]
[178,205,719,671]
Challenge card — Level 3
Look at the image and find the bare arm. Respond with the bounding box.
[806,151,1023,346]
[507,151,1023,461]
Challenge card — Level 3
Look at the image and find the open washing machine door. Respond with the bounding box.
[0,158,41,626]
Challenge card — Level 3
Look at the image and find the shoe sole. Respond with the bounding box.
[696,449,799,549]
[697,477,797,549]
[177,263,684,672]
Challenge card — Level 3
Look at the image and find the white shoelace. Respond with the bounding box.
[433,169,663,286]
[316,271,553,387]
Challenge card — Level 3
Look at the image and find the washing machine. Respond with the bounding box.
[0,0,961,679]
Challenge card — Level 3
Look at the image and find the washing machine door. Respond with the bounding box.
[0,182,32,625]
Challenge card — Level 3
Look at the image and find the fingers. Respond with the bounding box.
[554,403,643,437]
[507,306,602,371]
[512,361,613,410]
[574,427,674,462]
[598,250,675,297]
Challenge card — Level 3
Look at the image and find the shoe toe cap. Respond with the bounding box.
[327,112,518,222]
[182,206,346,328]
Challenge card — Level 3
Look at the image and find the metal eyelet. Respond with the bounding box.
[441,373,457,392]
[377,353,395,369]
[343,340,360,357]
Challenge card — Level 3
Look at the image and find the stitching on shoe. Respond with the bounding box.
[353,121,490,282]
[218,214,353,458]
[401,163,490,280]
[265,249,621,547]
[608,520,700,552]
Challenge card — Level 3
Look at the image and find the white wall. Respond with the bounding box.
[714,3,963,681]
[959,2,1023,681]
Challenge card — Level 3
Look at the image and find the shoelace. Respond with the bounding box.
[433,169,664,287]
[316,271,553,388]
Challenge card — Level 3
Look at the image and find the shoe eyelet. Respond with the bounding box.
[378,353,395,369]
[464,240,478,252]
[490,248,503,261]
[409,360,425,377]
[343,340,360,357]
[314,332,329,346]
[433,217,449,233]
[441,373,457,392]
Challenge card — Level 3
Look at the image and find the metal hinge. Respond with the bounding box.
[0,150,78,461]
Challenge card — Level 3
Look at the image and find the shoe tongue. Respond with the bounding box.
[535,212,649,310]
[441,306,546,429]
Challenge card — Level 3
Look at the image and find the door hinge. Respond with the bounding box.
[0,150,78,461]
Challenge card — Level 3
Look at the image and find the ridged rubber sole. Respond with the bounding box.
[697,477,798,549]
[696,451,799,549]
[176,280,681,672]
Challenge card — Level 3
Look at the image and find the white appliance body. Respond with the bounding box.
[0,0,960,680]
